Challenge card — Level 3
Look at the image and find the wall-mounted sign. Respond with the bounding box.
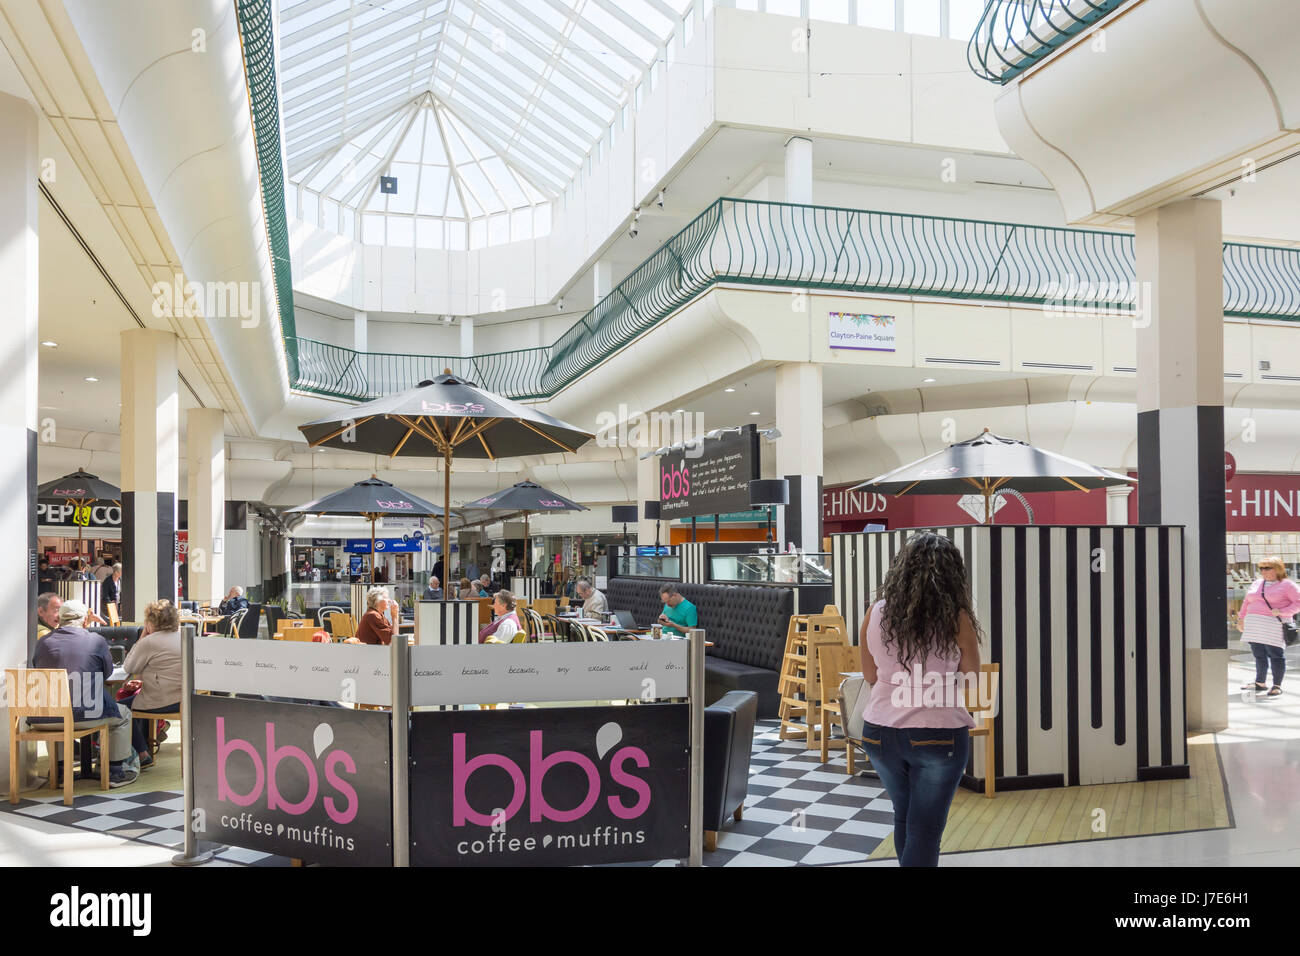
[1225,452,1236,483]
[829,312,896,351]
[37,501,121,528]
[343,537,423,553]
[659,425,760,520]
[673,509,768,524]
[408,641,689,707]
[190,696,392,866]
[311,538,343,547]
[409,704,689,867]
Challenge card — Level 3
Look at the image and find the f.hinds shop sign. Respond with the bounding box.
[409,704,689,866]
[190,696,392,866]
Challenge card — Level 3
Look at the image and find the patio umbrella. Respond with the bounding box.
[286,476,451,582]
[37,469,122,558]
[298,371,593,597]
[850,428,1136,524]
[461,480,589,576]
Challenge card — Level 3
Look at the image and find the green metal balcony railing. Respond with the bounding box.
[967,0,1130,84]
[287,198,1300,402]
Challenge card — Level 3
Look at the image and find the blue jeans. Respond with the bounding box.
[1251,642,1285,685]
[859,723,970,867]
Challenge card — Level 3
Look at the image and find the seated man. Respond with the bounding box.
[422,576,443,601]
[218,585,248,617]
[657,583,698,637]
[575,578,608,618]
[36,591,62,640]
[30,600,138,787]
[477,574,492,597]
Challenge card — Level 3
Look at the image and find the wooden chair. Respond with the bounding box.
[816,643,860,766]
[105,602,121,627]
[6,668,110,806]
[476,598,494,628]
[967,663,1000,797]
[317,606,346,629]
[558,596,570,610]
[329,614,358,639]
[586,625,611,642]
[522,608,554,642]
[144,711,183,758]
[276,625,319,642]
[531,598,557,618]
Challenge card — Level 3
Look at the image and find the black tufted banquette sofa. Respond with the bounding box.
[606,579,792,717]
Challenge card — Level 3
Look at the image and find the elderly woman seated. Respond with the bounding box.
[120,599,182,770]
[345,585,400,646]
[478,590,523,644]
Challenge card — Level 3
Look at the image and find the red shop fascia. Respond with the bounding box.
[824,472,1300,533]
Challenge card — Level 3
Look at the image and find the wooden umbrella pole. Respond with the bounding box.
[983,480,992,525]
[370,515,376,583]
[523,511,530,587]
[443,445,452,602]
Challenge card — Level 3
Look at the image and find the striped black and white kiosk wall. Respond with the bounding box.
[832,525,1188,791]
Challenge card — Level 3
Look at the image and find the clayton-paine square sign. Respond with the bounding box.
[829,312,896,351]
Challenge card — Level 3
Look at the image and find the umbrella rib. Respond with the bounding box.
[395,414,445,452]
[477,430,495,460]
[390,425,417,458]
[454,417,501,446]
[310,416,376,446]
[518,419,579,454]
[1061,476,1090,492]
[449,416,470,445]
[423,415,451,450]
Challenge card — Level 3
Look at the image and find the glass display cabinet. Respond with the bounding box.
[708,551,832,585]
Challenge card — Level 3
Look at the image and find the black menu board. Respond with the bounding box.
[658,425,760,519]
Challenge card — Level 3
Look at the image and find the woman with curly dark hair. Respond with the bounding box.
[857,532,982,866]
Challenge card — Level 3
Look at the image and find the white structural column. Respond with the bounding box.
[353,310,367,353]
[121,329,180,619]
[785,136,813,204]
[775,363,823,551]
[635,418,668,547]
[0,94,40,788]
[185,408,226,607]
[1106,485,1133,525]
[1135,198,1226,733]
[593,259,613,303]
[460,317,474,358]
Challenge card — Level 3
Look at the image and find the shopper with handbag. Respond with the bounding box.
[1237,556,1300,698]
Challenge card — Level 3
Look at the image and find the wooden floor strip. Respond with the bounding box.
[868,737,1229,861]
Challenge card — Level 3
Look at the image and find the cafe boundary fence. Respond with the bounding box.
[172,624,706,867]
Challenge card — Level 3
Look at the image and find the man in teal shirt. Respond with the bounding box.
[657,583,698,636]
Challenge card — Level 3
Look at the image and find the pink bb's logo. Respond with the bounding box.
[376,499,412,509]
[421,401,486,414]
[453,721,650,827]
[539,499,565,508]
[216,718,358,825]
[661,464,690,501]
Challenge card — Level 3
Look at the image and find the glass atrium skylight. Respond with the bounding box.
[278,0,694,248]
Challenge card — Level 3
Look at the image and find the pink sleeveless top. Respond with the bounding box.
[862,599,975,730]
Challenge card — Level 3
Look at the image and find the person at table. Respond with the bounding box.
[478,574,493,597]
[30,600,137,787]
[857,531,981,867]
[347,586,399,646]
[38,556,57,591]
[36,591,63,640]
[478,590,522,644]
[457,577,476,600]
[120,599,182,770]
[657,583,698,636]
[576,578,608,618]
[423,575,444,601]
[102,562,123,618]
[1237,555,1300,697]
[218,585,248,617]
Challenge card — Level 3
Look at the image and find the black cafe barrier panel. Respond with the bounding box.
[189,695,393,866]
[409,704,689,866]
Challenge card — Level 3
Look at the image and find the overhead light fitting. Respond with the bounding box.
[41,341,57,348]
[750,411,760,416]
[442,314,454,324]
[923,377,936,383]
[84,376,98,382]
[724,387,735,393]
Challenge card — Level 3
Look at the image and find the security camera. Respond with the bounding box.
[557,297,565,311]
[656,190,665,208]
[628,224,638,238]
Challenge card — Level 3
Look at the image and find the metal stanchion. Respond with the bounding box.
[390,632,410,867]
[686,627,705,867]
[172,623,212,865]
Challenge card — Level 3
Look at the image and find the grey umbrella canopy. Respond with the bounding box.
[462,481,589,572]
[287,476,452,581]
[37,469,122,556]
[850,428,1136,524]
[298,372,594,593]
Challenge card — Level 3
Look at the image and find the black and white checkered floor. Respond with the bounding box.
[0,719,893,867]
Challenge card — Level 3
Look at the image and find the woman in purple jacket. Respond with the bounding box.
[1237,556,1300,697]
[478,591,522,643]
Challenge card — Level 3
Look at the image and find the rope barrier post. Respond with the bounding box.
[390,632,410,867]
[687,627,705,867]
[172,623,212,866]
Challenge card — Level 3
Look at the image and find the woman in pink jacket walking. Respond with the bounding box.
[1237,556,1300,697]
